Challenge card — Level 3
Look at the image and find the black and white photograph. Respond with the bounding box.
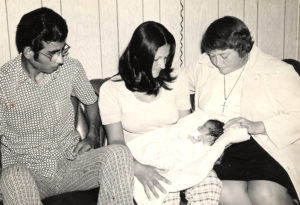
[0,0,299,204]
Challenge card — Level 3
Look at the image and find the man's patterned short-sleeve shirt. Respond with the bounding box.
[0,55,97,177]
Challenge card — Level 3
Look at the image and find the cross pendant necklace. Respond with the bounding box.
[222,65,246,113]
[222,100,227,113]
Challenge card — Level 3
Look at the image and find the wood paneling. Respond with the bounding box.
[258,0,285,58]
[244,0,258,43]
[0,0,11,64]
[284,0,299,59]
[99,0,119,77]
[299,0,300,61]
[61,0,102,79]
[219,0,244,20]
[143,0,160,22]
[184,0,218,67]
[160,0,183,68]
[41,0,61,14]
[6,0,41,58]
[0,0,299,78]
[117,0,143,57]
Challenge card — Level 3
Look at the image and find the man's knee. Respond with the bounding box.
[199,170,223,192]
[1,164,32,184]
[1,164,42,205]
[208,170,223,187]
[185,172,222,204]
[107,144,132,159]
[111,144,132,158]
[1,164,35,190]
[99,144,133,168]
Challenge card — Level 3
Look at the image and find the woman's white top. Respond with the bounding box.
[99,70,191,142]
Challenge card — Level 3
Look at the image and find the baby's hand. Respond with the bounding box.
[188,129,202,143]
[188,135,200,144]
[188,134,214,145]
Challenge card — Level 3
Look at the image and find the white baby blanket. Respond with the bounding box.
[127,109,250,205]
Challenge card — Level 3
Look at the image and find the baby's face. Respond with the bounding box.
[197,121,215,135]
[196,122,217,145]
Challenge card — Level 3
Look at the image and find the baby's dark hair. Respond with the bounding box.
[205,119,225,138]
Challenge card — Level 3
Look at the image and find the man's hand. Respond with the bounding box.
[84,101,101,148]
[73,136,96,155]
[134,160,171,200]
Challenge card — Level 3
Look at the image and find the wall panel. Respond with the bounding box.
[258,0,285,58]
[0,0,299,77]
[244,0,258,43]
[117,0,143,57]
[184,0,218,67]
[42,0,61,14]
[6,0,41,58]
[219,0,244,20]
[0,0,11,65]
[160,0,183,68]
[143,0,160,22]
[99,0,119,77]
[284,0,299,59]
[61,0,102,79]
[299,0,300,60]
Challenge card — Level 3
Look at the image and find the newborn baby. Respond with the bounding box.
[128,110,250,205]
[188,119,225,145]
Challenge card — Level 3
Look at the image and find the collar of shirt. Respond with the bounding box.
[15,54,63,89]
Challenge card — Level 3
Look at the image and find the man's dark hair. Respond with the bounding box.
[16,7,68,54]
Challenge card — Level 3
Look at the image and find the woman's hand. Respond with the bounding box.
[134,160,171,199]
[224,117,267,135]
[215,117,256,146]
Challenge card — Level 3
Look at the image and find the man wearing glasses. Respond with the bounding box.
[0,7,133,205]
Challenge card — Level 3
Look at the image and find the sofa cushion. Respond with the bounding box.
[90,78,110,96]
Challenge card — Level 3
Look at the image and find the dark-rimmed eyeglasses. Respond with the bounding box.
[38,43,70,62]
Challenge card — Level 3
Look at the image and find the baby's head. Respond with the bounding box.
[196,119,225,145]
[200,119,224,137]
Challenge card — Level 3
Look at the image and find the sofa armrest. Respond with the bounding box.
[72,78,110,146]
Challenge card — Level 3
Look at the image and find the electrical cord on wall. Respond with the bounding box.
[179,0,184,68]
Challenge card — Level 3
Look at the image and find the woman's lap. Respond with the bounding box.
[219,180,296,205]
[183,170,222,205]
[214,138,298,200]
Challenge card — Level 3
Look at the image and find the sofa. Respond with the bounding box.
[0,59,299,204]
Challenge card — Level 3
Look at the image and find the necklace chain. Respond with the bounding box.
[224,65,246,100]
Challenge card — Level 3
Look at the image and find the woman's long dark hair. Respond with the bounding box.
[118,21,176,95]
